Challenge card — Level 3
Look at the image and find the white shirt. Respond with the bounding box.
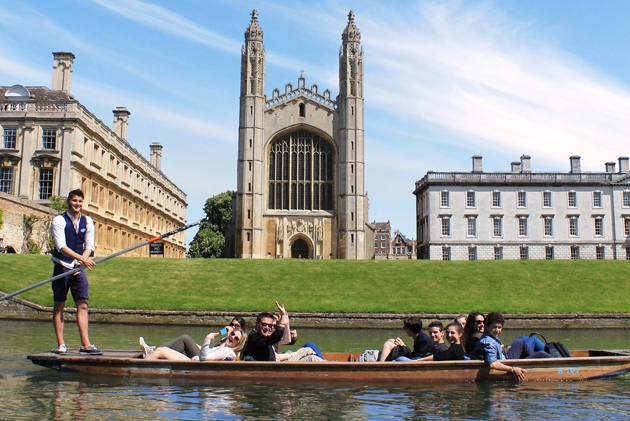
[51,211,94,268]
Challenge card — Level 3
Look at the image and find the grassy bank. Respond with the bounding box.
[0,255,628,314]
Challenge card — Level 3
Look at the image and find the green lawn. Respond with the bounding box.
[0,254,628,313]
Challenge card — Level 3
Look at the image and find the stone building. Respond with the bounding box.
[414,155,630,260]
[0,53,187,257]
[233,10,373,259]
[373,221,391,259]
[390,230,416,260]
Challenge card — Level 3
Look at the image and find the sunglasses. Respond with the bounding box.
[229,331,240,338]
[475,320,485,324]
[259,322,276,328]
[230,323,241,328]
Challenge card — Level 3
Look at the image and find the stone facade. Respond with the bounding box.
[0,53,187,257]
[0,192,58,253]
[232,10,373,259]
[415,155,630,260]
[373,221,391,259]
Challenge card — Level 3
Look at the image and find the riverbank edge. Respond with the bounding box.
[2,293,630,328]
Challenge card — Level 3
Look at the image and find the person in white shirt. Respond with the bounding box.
[50,189,101,355]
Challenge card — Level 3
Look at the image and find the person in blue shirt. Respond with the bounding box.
[474,312,553,382]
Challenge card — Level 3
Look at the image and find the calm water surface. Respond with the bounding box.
[1,320,629,420]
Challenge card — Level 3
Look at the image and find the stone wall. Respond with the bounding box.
[0,192,58,254]
[2,293,629,328]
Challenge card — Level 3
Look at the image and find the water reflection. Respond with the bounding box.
[2,320,630,420]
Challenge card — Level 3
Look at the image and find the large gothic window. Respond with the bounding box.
[268,129,334,211]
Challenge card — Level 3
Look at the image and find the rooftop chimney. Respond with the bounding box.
[619,156,629,173]
[511,161,521,173]
[472,155,483,172]
[52,52,75,94]
[570,155,581,173]
[113,107,131,141]
[605,162,616,173]
[150,142,163,170]
[520,155,531,173]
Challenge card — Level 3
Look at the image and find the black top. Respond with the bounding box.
[242,326,285,361]
[432,343,465,361]
[412,332,435,358]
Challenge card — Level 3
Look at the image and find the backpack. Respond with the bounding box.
[529,332,572,358]
[359,349,380,362]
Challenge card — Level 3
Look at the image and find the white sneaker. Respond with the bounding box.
[139,337,155,358]
[53,344,67,354]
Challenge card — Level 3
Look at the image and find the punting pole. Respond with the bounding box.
[0,220,200,302]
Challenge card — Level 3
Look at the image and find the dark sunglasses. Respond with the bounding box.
[259,322,276,328]
[475,320,485,324]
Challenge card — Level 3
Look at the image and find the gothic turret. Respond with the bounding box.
[337,11,367,259]
[235,10,267,258]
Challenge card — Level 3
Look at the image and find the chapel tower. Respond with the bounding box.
[233,10,372,259]
[235,9,266,258]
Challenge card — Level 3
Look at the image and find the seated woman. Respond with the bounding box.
[378,316,434,362]
[472,312,552,382]
[139,316,247,358]
[144,329,247,361]
[463,312,485,357]
[416,322,466,361]
[427,321,448,352]
[454,315,467,330]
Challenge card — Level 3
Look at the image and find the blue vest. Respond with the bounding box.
[57,213,88,265]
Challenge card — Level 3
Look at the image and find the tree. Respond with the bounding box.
[188,191,233,258]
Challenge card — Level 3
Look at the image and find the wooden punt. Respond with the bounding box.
[27,349,630,383]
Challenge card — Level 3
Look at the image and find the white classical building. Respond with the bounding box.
[0,53,187,257]
[414,155,630,260]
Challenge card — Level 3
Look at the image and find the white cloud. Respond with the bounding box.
[358,0,630,171]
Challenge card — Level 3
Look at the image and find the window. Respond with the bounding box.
[571,246,580,260]
[626,247,630,260]
[545,246,554,260]
[442,247,451,261]
[468,247,477,261]
[625,218,630,236]
[467,217,477,237]
[542,191,552,208]
[624,191,630,207]
[518,216,528,237]
[42,128,57,150]
[543,217,553,236]
[381,242,385,248]
[569,217,579,236]
[466,191,476,207]
[517,191,526,207]
[594,217,603,237]
[2,128,16,148]
[520,246,528,260]
[38,168,54,200]
[440,191,449,207]
[493,217,503,237]
[441,217,451,237]
[374,243,379,249]
[593,191,602,208]
[596,246,605,260]
[0,167,13,193]
[492,191,501,207]
[494,247,503,260]
[568,191,577,208]
[267,129,333,211]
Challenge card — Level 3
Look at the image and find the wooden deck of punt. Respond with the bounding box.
[27,349,630,383]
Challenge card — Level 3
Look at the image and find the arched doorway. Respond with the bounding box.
[291,238,310,259]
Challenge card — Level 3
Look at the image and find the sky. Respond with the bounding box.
[1,0,630,245]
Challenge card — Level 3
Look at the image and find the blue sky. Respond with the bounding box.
[2,0,630,245]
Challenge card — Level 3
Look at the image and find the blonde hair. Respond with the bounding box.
[228,330,248,361]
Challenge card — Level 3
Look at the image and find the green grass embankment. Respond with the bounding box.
[0,255,628,314]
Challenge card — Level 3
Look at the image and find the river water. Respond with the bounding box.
[1,320,629,420]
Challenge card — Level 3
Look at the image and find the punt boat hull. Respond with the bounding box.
[27,349,630,383]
